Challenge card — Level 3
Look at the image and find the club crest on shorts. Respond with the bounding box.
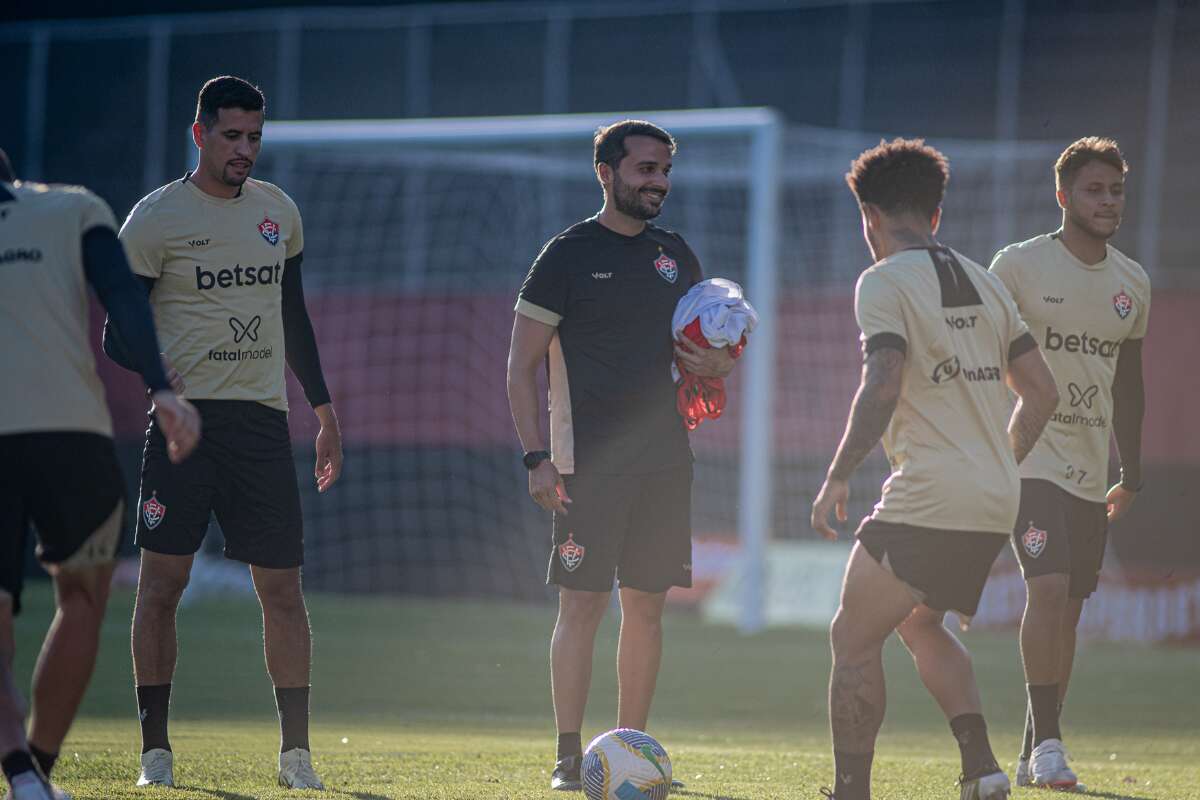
[654,252,678,284]
[142,493,167,531]
[1113,289,1133,320]
[558,533,585,573]
[1021,522,1047,559]
[258,215,280,246]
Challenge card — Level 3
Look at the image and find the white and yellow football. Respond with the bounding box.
[581,728,672,800]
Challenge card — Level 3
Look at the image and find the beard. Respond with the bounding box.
[1067,204,1119,241]
[612,172,665,220]
[220,161,253,187]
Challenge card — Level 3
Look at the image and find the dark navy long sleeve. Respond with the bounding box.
[86,226,170,392]
[281,253,332,408]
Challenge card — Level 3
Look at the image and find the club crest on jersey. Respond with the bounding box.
[1113,289,1133,320]
[257,215,280,246]
[559,533,585,573]
[654,252,678,284]
[142,494,167,531]
[1021,523,1047,559]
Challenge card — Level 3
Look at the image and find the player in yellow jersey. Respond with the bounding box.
[811,139,1059,800]
[989,138,1149,791]
[102,77,341,791]
[0,149,199,800]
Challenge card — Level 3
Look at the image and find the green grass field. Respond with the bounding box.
[11,582,1200,799]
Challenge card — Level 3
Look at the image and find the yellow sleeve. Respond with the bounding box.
[118,201,164,279]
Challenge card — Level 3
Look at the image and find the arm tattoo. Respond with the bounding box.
[1009,397,1050,465]
[829,659,885,753]
[828,347,904,481]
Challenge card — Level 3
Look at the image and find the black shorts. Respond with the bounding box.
[135,400,303,569]
[548,464,692,594]
[857,518,1007,618]
[1012,478,1108,599]
[1,432,125,615]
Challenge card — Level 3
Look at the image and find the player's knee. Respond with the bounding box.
[138,570,189,611]
[1026,573,1070,608]
[255,575,306,615]
[829,609,857,658]
[55,569,111,624]
[558,591,609,629]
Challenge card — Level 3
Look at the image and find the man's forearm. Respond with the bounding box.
[507,367,546,453]
[1008,398,1050,464]
[827,348,903,481]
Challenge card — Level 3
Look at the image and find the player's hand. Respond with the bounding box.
[1106,482,1138,522]
[674,336,735,378]
[314,404,343,493]
[162,354,185,394]
[529,460,571,515]
[151,390,201,463]
[811,477,849,541]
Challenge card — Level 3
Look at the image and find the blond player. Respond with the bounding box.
[990,137,1149,791]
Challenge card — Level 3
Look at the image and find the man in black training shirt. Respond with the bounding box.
[507,120,737,790]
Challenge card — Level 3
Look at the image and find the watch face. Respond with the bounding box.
[524,451,548,469]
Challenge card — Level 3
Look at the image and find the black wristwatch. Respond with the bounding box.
[523,450,552,470]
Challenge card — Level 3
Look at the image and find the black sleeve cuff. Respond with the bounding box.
[864,332,907,357]
[1008,332,1038,361]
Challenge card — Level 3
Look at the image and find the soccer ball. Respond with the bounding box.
[581,728,672,800]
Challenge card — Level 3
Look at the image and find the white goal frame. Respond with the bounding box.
[257,108,783,633]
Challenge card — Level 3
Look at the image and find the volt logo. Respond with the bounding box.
[229,315,262,343]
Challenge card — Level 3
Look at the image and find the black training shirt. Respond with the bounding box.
[516,217,702,476]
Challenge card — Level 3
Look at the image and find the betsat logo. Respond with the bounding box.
[195,263,282,290]
[1043,326,1119,358]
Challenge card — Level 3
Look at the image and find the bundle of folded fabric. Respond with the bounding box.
[671,278,759,431]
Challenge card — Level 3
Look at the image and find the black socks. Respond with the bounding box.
[1,750,37,782]
[29,745,57,779]
[832,749,873,800]
[275,686,311,753]
[136,683,173,754]
[556,732,582,762]
[950,713,1000,781]
[1027,683,1062,747]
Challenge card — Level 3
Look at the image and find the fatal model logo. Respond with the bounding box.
[558,533,586,573]
[1113,289,1133,320]
[1067,382,1099,409]
[258,215,280,246]
[229,315,262,344]
[654,252,678,284]
[1021,523,1047,559]
[142,494,167,531]
[931,355,961,384]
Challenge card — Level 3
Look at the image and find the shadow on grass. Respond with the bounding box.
[1074,790,1159,800]
[341,793,393,800]
[673,791,756,800]
[188,788,258,800]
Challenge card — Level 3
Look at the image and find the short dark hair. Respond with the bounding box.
[0,148,14,182]
[1055,137,1127,190]
[195,76,266,130]
[593,120,676,169]
[845,137,950,219]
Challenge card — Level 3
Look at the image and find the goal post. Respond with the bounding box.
[249,108,784,631]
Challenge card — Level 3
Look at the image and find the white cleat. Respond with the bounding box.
[136,748,175,787]
[278,748,325,790]
[1031,739,1078,791]
[959,770,1011,800]
[1015,757,1031,787]
[4,772,63,800]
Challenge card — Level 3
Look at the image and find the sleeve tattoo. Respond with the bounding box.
[828,347,905,481]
